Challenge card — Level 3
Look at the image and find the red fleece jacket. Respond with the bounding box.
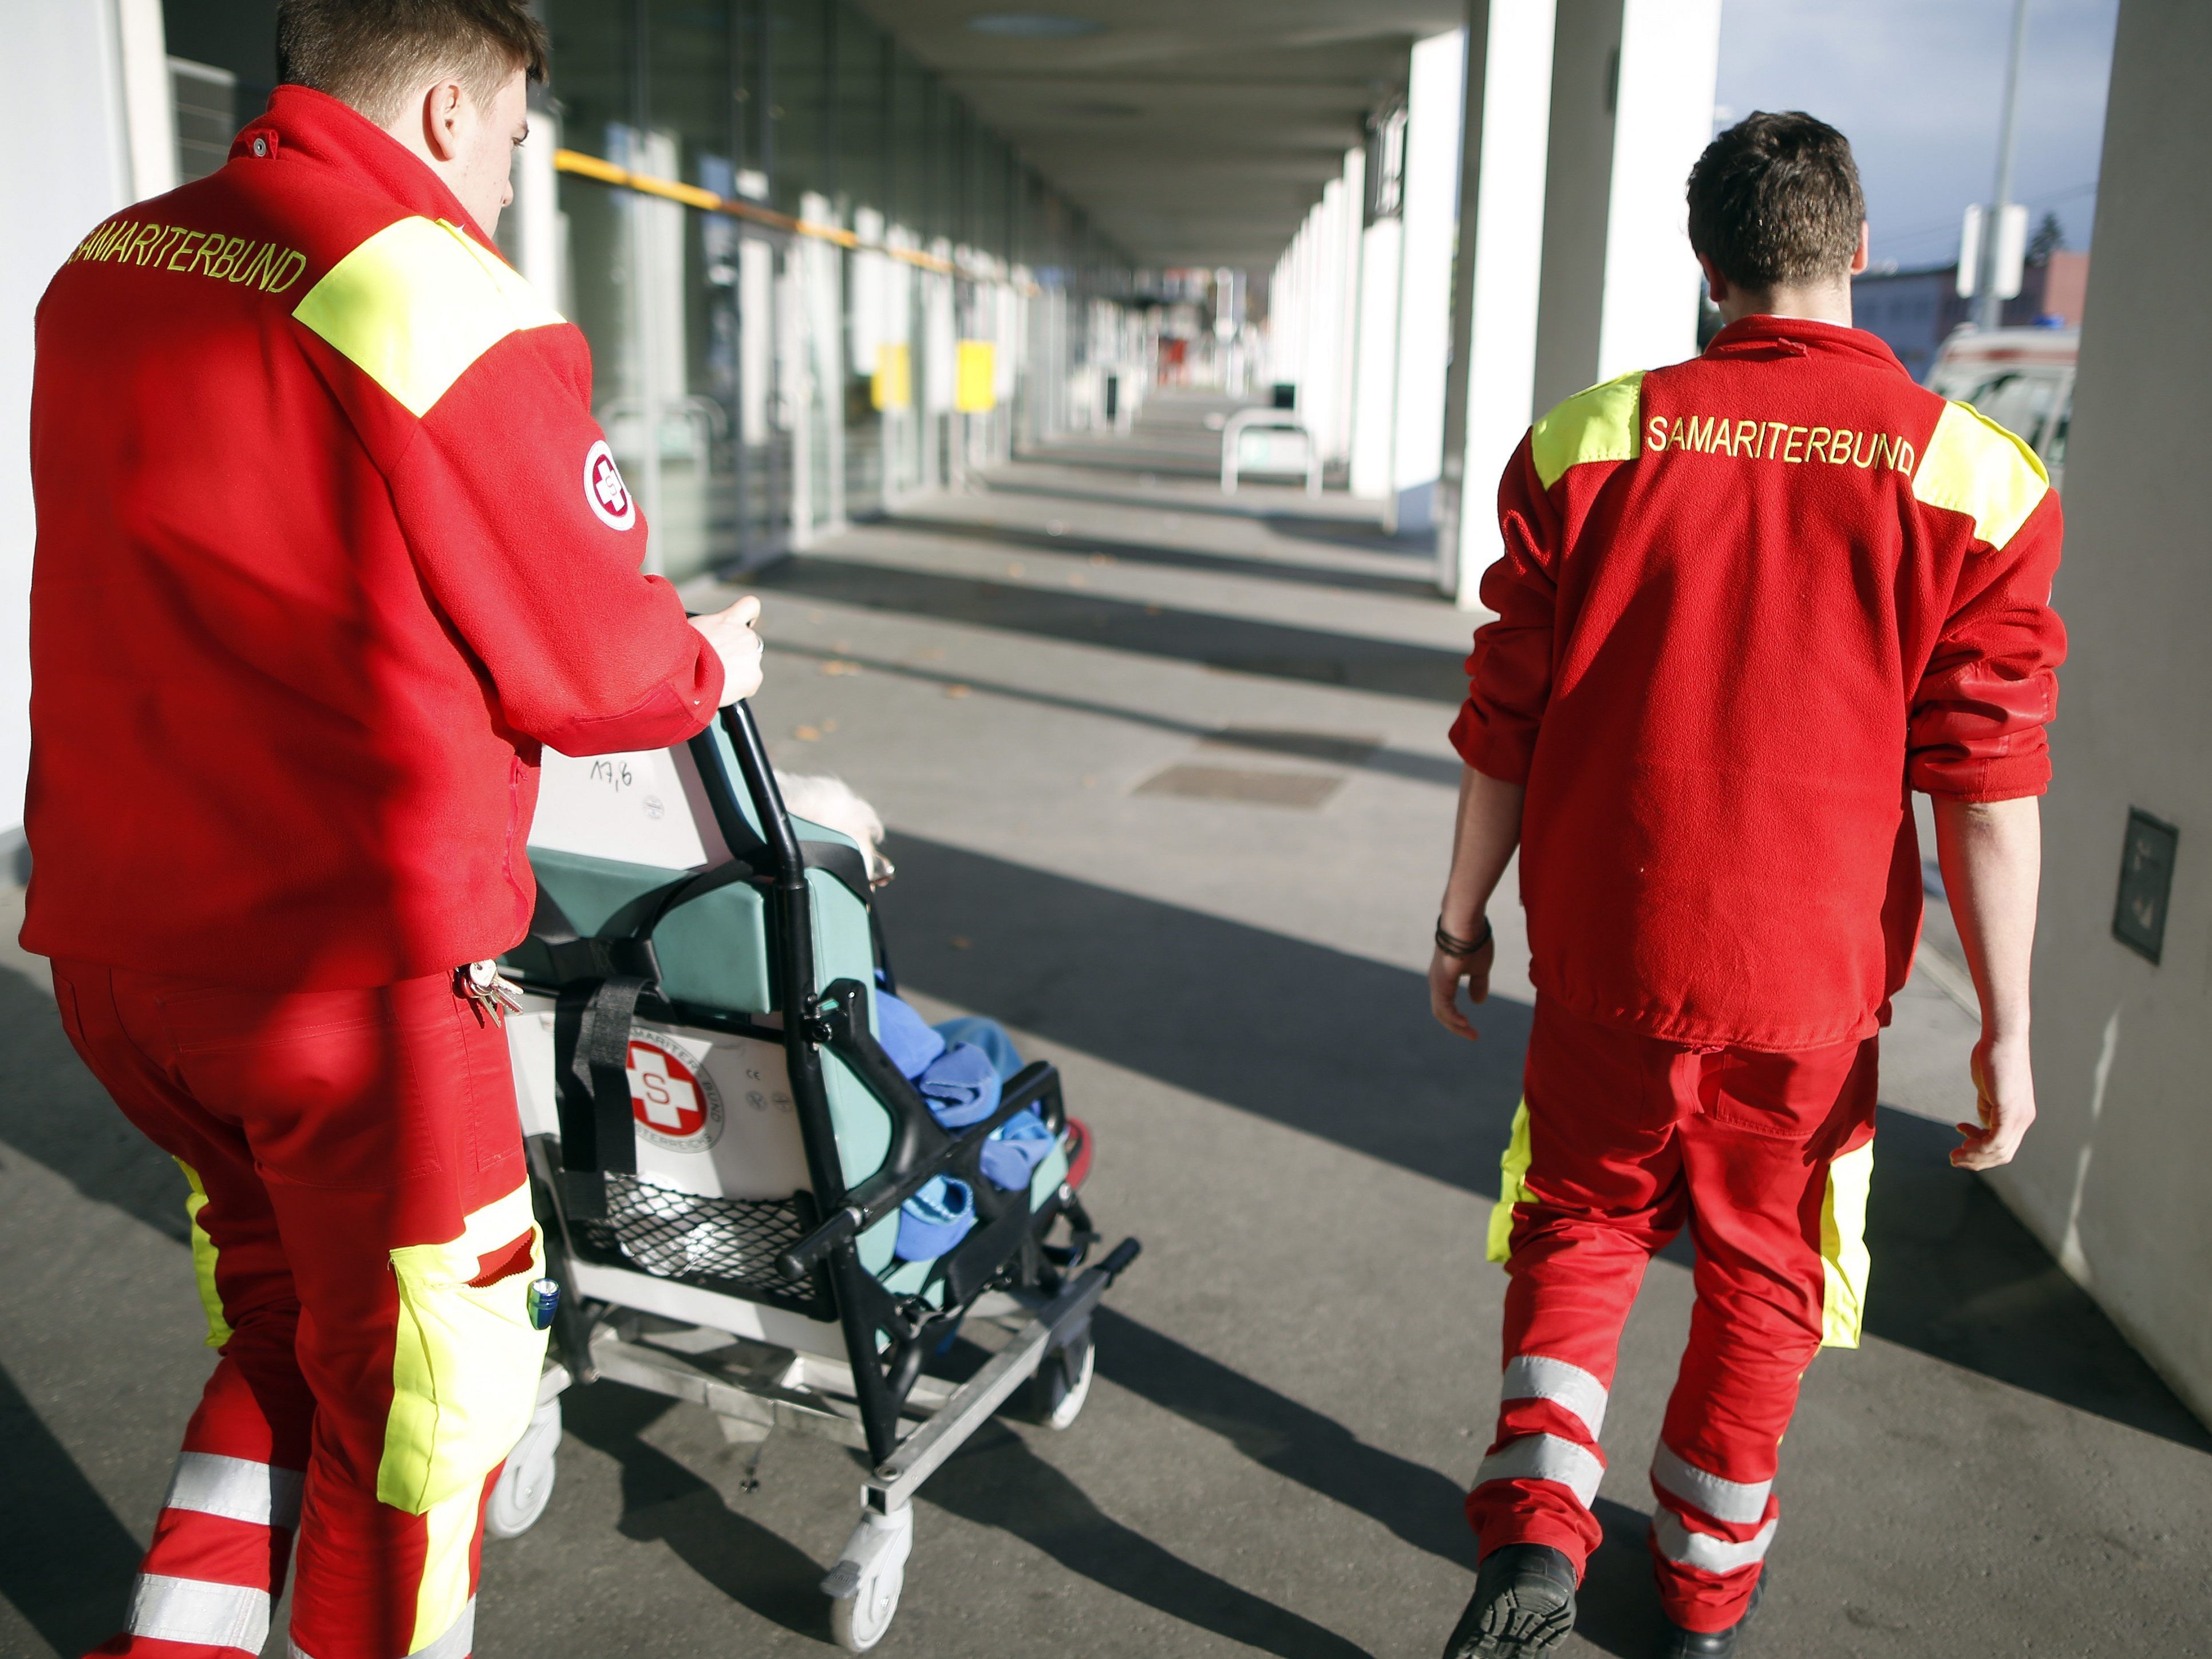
[25,88,721,988]
[1452,317,2065,1050]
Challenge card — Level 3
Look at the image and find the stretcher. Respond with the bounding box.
[488,701,1137,1649]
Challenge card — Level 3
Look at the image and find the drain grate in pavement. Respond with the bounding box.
[1133,763,1344,809]
[1202,727,1384,766]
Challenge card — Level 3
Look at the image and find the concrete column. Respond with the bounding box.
[117,0,176,202]
[1329,147,1364,467]
[1435,0,1557,602]
[1531,0,1720,414]
[1387,29,1468,536]
[1984,0,2212,1428]
[2,1,147,863]
[1347,216,1401,501]
[508,102,564,310]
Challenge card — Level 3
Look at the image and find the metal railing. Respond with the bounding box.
[1220,409,1322,496]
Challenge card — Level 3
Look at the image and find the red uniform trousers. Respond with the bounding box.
[52,961,549,1659]
[1467,997,1878,1633]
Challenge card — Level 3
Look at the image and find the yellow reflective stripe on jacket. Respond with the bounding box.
[1530,370,1646,490]
[175,1159,232,1350]
[1819,1139,1875,1348]
[292,217,562,418]
[377,1181,547,1515]
[1911,398,2049,550]
[1487,1100,1538,1263]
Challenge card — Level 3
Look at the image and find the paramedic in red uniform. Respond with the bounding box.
[23,3,764,1656]
[1429,114,2063,1659]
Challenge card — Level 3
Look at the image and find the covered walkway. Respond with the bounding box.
[3,395,2207,1657]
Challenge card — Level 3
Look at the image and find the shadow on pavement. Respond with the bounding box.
[0,966,189,1245]
[1014,443,1223,480]
[0,1360,142,1657]
[1092,1306,1479,1571]
[883,515,1441,599]
[880,834,1526,1193]
[980,473,1419,554]
[764,639,1464,789]
[881,834,2212,1452]
[756,556,1470,704]
[560,1383,831,1640]
[923,1419,1376,1659]
[1861,1108,2212,1451]
[1575,1497,1669,1658]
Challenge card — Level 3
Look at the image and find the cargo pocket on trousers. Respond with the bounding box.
[377,1183,550,1515]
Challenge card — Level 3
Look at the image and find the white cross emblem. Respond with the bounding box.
[627,1043,700,1131]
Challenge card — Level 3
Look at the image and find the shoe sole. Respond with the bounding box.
[1451,1582,1576,1658]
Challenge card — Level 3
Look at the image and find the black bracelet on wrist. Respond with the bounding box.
[1435,915,1494,958]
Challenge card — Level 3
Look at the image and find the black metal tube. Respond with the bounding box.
[776,1060,1059,1279]
[715,701,907,1465]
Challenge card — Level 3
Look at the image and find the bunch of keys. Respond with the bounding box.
[459,958,525,1027]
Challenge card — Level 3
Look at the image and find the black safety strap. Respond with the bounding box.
[536,888,659,1217]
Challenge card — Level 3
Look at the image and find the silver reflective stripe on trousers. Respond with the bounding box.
[1474,1432,1603,1508]
[1500,1354,1609,1440]
[292,1595,476,1659]
[409,1598,477,1659]
[1651,1443,1772,1525]
[128,1574,271,1653]
[164,1451,306,1529]
[1653,1510,1779,1575]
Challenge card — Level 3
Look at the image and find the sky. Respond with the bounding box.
[1713,0,2120,270]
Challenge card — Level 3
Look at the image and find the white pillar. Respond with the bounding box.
[1532,0,1721,413]
[509,104,564,309]
[117,0,176,201]
[3,1,149,862]
[1330,147,1365,467]
[1348,215,1402,501]
[1436,0,1558,603]
[1387,29,1467,537]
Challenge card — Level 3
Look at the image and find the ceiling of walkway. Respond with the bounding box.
[854,1,1463,273]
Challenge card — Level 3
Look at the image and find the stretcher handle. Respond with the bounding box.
[1097,1237,1143,1279]
[717,701,807,893]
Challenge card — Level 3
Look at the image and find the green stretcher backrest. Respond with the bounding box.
[515,725,894,1199]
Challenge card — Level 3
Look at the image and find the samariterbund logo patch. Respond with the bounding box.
[626,1031,724,1151]
[584,439,637,530]
[1646,413,1917,473]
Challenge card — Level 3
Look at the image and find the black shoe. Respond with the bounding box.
[1653,1575,1765,1658]
[1443,1543,1578,1657]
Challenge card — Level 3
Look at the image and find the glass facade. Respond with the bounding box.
[509,0,1144,582]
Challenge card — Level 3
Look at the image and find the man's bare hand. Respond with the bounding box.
[1429,937,1496,1042]
[692,595,764,705]
[1952,1032,2036,1169]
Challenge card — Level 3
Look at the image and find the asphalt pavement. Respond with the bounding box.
[3,393,2206,1659]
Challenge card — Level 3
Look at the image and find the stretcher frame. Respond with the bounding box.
[501,701,1138,1649]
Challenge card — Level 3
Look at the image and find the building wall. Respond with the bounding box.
[1854,255,2094,386]
[1984,0,2212,1426]
[1852,267,1962,384]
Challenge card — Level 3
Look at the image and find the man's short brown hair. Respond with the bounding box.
[1686,112,1865,291]
[276,0,548,128]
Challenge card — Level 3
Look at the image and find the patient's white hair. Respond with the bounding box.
[775,772,894,886]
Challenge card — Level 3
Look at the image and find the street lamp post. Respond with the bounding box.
[1979,0,2031,332]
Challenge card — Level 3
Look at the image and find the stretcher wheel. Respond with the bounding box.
[485,1399,562,1540]
[824,1505,913,1652]
[1024,1330,1095,1431]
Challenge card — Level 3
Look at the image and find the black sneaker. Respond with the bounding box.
[1653,1574,1765,1658]
[1442,1543,1579,1657]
